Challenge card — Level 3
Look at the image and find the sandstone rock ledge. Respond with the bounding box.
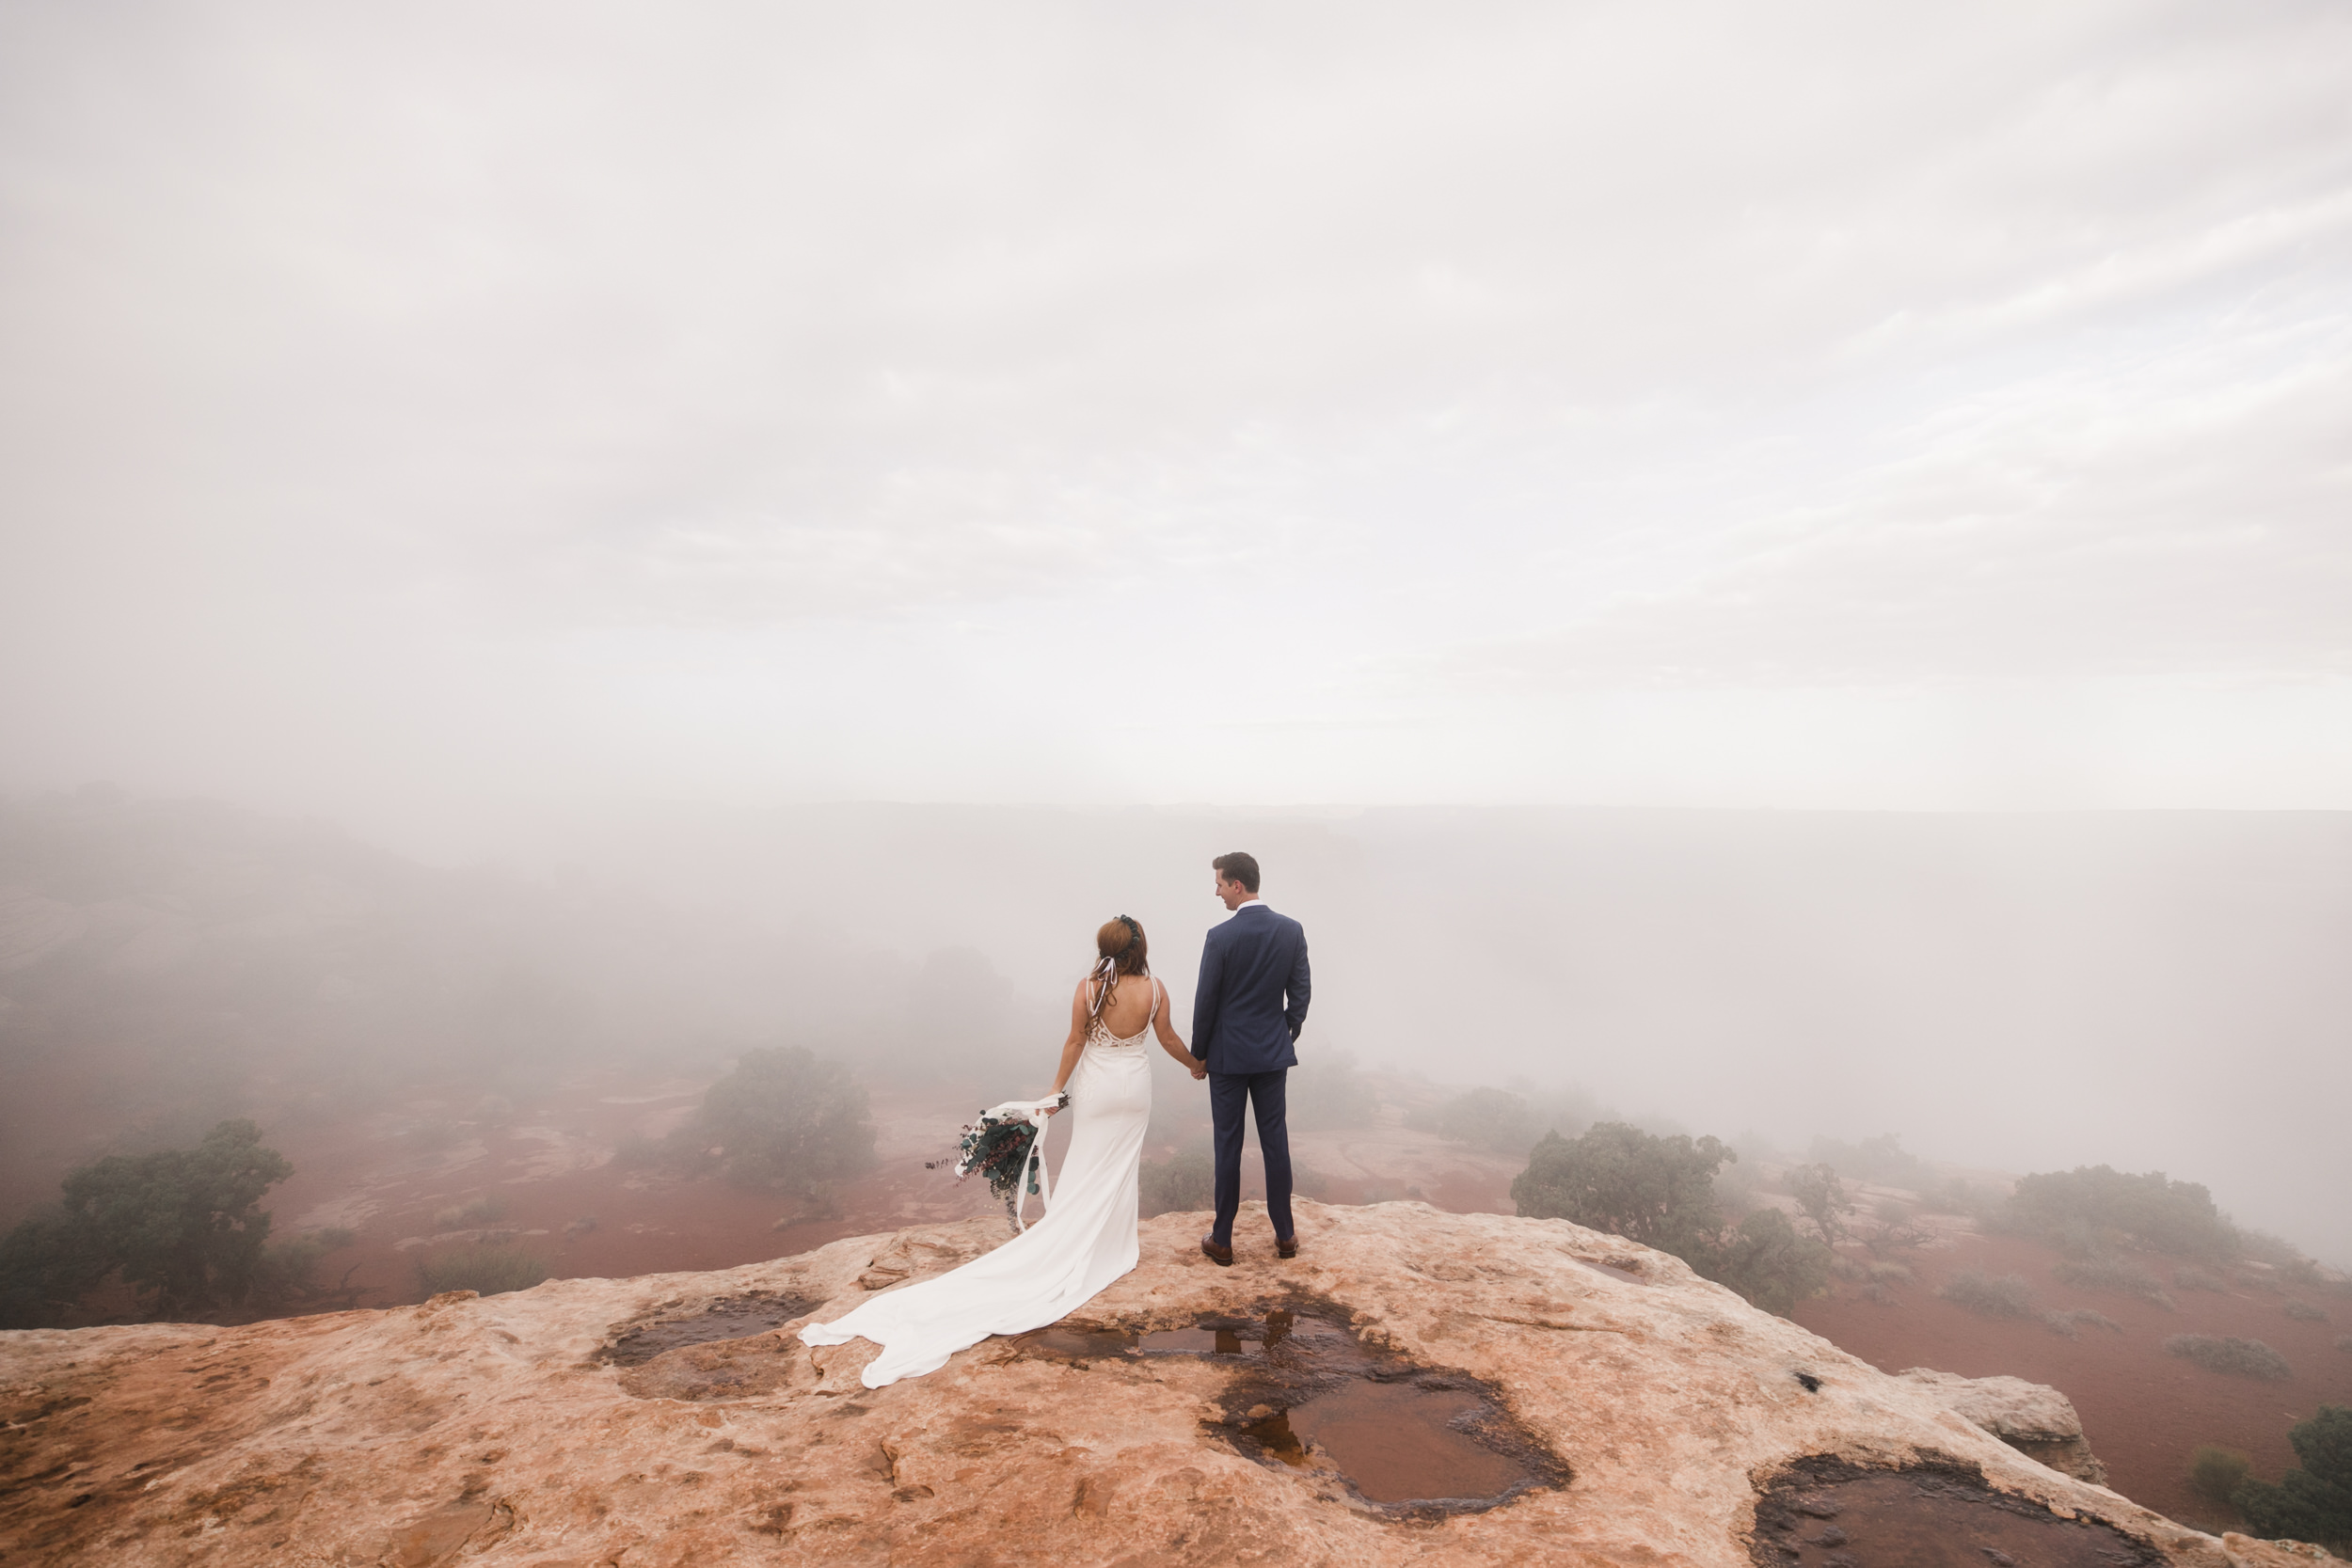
[0,1202,2318,1567]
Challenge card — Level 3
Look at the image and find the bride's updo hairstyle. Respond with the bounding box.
[1089,915,1149,1016]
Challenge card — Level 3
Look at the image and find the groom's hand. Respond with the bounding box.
[1189,1058,1208,1080]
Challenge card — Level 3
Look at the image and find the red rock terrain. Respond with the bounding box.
[13,1066,2343,1554]
[1,1203,2328,1567]
[1795,1228,2352,1534]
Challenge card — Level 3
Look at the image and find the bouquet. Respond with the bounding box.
[928,1093,1068,1232]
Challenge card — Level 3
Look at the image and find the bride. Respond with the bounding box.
[799,915,1204,1386]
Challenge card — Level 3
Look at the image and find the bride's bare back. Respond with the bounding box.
[1050,972,1200,1101]
[1089,973,1162,1039]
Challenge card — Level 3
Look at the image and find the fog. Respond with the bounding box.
[535,801,2352,1263]
[3,792,2344,1267]
[3,3,2350,824]
[2,13,2348,1275]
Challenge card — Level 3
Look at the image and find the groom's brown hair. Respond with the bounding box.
[1212,851,1261,893]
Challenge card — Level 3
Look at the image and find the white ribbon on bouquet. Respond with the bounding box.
[963,1095,1066,1230]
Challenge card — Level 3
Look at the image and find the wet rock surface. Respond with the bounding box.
[0,1202,2292,1566]
[1019,1300,1569,1513]
[1751,1456,2167,1568]
[600,1290,816,1367]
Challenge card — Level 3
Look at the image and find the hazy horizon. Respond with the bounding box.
[4,786,2344,1269]
[3,8,2347,1281]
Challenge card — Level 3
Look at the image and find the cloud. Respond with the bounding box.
[2,0,2349,819]
[1438,300,2352,689]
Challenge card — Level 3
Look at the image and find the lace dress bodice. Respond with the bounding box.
[1084,976,1160,1048]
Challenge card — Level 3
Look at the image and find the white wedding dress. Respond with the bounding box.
[799,976,1156,1387]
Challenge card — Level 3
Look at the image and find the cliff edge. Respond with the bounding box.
[0,1201,2325,1566]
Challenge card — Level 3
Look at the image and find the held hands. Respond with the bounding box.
[1188,1055,1208,1081]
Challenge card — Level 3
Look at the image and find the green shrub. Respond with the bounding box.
[251,1227,362,1308]
[2283,1300,2328,1323]
[1784,1164,1851,1244]
[415,1245,547,1298]
[432,1195,507,1230]
[693,1046,876,1197]
[1701,1206,1833,1318]
[2174,1264,2230,1292]
[2002,1165,2235,1260]
[1511,1122,1731,1259]
[1868,1261,1914,1284]
[2189,1445,2252,1510]
[1510,1122,1825,1318]
[2043,1307,2122,1338]
[1139,1142,1215,1218]
[2052,1255,2175,1308]
[1938,1270,2034,1318]
[2232,1405,2352,1550]
[0,1205,94,1329]
[2166,1334,2291,1381]
[0,1119,294,1324]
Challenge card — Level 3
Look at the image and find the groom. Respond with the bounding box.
[1192,851,1311,1266]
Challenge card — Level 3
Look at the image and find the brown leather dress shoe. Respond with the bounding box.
[1200,1234,1234,1267]
[1276,1236,1299,1259]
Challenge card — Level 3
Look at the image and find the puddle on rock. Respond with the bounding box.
[1750,1457,2166,1568]
[1141,1325,1247,1354]
[1286,1378,1531,1502]
[602,1291,815,1368]
[1015,1326,1138,1363]
[1020,1301,1568,1515]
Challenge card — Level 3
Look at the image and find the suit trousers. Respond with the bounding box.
[1208,1068,1293,1246]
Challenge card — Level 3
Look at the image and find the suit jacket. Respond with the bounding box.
[1193,902,1311,1075]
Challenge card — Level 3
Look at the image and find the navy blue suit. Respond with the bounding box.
[1194,902,1311,1245]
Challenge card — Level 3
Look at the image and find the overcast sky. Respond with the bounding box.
[3,2,2347,847]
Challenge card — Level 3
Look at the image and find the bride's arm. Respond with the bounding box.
[1151,979,1206,1078]
[1043,980,1090,1111]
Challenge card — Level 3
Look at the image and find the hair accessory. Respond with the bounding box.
[1091,915,1144,1021]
